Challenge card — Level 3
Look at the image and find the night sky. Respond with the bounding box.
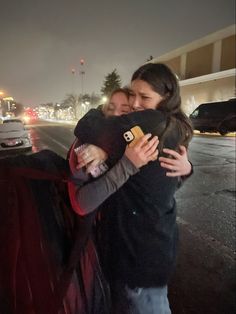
[0,0,234,106]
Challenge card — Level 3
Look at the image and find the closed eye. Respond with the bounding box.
[129,92,135,97]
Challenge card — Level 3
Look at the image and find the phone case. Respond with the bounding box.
[123,126,144,147]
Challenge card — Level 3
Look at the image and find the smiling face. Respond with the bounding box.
[129,79,165,111]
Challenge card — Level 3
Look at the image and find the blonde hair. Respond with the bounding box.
[102,87,131,116]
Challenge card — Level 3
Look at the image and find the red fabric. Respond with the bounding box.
[0,167,70,314]
[68,181,84,216]
[0,156,110,314]
[67,141,86,216]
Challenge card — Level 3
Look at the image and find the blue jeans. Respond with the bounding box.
[111,283,171,314]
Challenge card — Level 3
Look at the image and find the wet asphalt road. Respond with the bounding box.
[169,135,235,314]
[1,121,235,314]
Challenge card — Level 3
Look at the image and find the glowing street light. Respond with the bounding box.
[102,96,108,103]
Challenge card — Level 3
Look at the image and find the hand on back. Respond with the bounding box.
[159,145,192,177]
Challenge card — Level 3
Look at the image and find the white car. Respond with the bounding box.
[0,118,32,151]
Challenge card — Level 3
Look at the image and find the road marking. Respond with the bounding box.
[177,217,235,261]
[36,128,69,151]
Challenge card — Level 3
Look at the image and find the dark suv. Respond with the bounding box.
[189,98,236,135]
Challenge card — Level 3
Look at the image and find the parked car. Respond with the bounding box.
[189,98,236,135]
[0,118,32,151]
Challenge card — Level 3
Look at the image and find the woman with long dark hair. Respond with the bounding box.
[72,63,193,313]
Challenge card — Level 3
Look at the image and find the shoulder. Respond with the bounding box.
[74,108,105,138]
[125,109,168,135]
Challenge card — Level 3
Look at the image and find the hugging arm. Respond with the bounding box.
[69,134,159,216]
[159,145,193,178]
[75,109,193,178]
[68,155,138,216]
[79,143,193,178]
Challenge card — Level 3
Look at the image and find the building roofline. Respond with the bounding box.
[153,25,235,62]
[179,68,235,86]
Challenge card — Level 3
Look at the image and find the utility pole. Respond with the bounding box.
[71,68,76,94]
[80,58,85,96]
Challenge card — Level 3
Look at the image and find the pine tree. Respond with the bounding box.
[101,69,122,96]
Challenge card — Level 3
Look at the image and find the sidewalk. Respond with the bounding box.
[193,130,235,137]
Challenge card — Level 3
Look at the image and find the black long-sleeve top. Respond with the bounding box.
[74,108,182,288]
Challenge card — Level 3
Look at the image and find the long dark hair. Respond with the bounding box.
[131,63,193,150]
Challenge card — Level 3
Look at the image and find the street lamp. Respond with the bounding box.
[102,96,108,103]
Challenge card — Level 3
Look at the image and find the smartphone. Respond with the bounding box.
[123,126,144,147]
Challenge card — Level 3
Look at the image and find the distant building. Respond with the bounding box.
[152,25,235,115]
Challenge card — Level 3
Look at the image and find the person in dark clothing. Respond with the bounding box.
[75,87,193,181]
[71,63,193,314]
[0,62,192,313]
[0,132,158,314]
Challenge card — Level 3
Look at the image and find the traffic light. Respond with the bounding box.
[80,58,85,65]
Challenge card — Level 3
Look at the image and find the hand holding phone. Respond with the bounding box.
[124,129,159,168]
[123,126,145,147]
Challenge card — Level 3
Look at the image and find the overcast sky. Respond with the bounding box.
[0,0,234,106]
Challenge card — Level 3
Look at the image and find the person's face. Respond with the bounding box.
[129,79,165,111]
[106,92,131,116]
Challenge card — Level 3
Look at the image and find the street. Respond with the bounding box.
[1,122,235,314]
[169,135,235,314]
